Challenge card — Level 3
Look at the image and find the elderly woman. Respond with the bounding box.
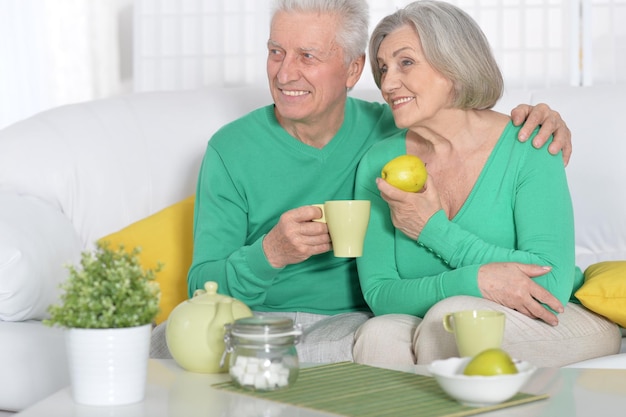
[353,0,620,367]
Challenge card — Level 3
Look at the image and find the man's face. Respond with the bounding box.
[267,11,362,128]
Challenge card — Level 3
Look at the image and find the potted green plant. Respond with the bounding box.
[44,241,161,406]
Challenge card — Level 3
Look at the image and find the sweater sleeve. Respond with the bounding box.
[356,183,482,316]
[355,143,482,317]
[187,144,282,304]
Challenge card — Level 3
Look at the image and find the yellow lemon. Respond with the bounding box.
[463,348,518,376]
[381,155,427,192]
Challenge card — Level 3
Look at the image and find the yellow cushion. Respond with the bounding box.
[99,195,195,325]
[575,261,626,327]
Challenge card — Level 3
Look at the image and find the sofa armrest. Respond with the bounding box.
[0,193,82,321]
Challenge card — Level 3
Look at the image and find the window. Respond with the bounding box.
[133,0,626,92]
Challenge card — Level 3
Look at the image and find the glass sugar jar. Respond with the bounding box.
[223,316,303,391]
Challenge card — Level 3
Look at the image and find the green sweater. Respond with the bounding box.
[355,122,584,317]
[188,97,397,314]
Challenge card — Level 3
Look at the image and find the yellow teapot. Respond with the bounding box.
[166,281,253,373]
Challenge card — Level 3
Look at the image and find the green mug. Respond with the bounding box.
[443,310,505,357]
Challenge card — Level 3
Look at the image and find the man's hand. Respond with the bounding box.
[511,103,572,166]
[262,205,332,268]
[478,262,564,326]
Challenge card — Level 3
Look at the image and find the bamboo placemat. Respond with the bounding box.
[212,362,548,417]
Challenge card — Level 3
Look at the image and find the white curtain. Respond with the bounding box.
[0,0,121,130]
[132,0,578,92]
[588,0,626,85]
[133,0,625,93]
[2,0,623,131]
[133,0,273,92]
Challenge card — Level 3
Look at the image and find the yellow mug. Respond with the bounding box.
[312,200,370,257]
[443,310,505,357]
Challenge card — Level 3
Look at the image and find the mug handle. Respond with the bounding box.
[311,204,326,223]
[442,313,455,333]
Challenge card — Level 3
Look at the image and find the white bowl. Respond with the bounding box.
[427,357,537,407]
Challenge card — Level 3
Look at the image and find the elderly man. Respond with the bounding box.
[152,0,572,363]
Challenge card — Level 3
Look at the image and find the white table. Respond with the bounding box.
[14,359,626,417]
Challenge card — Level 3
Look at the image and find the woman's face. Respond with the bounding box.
[376,25,454,129]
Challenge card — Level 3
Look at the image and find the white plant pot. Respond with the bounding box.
[65,324,152,406]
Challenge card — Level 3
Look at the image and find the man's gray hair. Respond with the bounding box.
[271,0,369,65]
[369,0,503,110]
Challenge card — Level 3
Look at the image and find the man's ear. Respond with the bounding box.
[346,54,366,89]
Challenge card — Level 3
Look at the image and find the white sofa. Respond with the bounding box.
[1,84,625,412]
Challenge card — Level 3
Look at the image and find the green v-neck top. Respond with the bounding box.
[355,121,583,317]
[188,97,397,314]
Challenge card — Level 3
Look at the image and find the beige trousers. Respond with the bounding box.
[353,295,621,367]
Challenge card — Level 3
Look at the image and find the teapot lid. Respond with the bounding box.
[191,281,238,304]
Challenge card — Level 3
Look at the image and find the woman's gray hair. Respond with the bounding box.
[369,0,503,110]
[271,0,369,65]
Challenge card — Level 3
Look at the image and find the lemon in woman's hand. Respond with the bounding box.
[463,348,518,376]
[381,155,427,192]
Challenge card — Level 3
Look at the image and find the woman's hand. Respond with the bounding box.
[478,262,564,326]
[511,103,572,166]
[376,175,441,240]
